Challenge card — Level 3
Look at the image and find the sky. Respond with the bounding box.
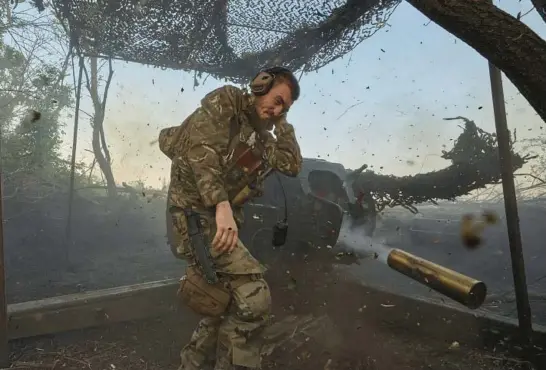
[14,1,546,189]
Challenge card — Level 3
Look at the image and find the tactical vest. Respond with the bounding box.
[223,112,272,203]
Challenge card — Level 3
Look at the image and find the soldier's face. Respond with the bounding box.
[255,82,293,120]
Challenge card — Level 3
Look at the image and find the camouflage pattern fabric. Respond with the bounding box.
[160,85,302,369]
[159,85,302,215]
[179,316,221,369]
[169,211,265,275]
[178,272,272,370]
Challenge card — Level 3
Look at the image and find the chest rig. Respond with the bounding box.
[224,108,272,205]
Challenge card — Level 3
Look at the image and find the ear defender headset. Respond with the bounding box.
[249,66,295,97]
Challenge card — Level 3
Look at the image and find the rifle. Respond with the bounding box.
[183,209,219,284]
[179,169,273,284]
[231,167,273,206]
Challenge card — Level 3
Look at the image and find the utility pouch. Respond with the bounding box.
[177,266,231,317]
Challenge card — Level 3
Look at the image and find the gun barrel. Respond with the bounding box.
[386,248,487,309]
[232,168,274,206]
[232,186,254,206]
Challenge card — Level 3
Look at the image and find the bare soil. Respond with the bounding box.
[2,191,543,369]
[8,257,538,370]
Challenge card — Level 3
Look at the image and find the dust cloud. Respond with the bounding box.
[336,216,393,264]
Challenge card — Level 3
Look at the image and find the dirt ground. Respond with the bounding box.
[4,189,546,323]
[7,257,539,370]
[2,191,544,369]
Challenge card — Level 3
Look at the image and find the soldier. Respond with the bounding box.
[158,67,302,370]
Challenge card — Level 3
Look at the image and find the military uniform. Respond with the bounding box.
[158,85,302,369]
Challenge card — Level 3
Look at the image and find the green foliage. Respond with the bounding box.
[0,24,78,196]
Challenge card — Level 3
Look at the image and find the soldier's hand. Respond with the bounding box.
[213,201,239,253]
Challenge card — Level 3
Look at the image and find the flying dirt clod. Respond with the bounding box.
[460,210,499,249]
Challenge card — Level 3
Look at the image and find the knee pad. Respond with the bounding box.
[231,277,272,321]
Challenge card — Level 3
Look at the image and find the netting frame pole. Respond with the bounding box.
[0,173,9,367]
[487,61,533,342]
[65,55,85,262]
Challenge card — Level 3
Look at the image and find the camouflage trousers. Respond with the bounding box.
[178,274,272,370]
[171,211,271,369]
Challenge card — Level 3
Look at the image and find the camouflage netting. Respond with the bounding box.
[348,117,536,213]
[47,0,400,82]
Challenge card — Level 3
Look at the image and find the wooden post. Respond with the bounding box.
[487,62,533,342]
[0,174,10,367]
[65,56,84,262]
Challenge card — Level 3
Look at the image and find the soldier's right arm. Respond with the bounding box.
[185,85,241,208]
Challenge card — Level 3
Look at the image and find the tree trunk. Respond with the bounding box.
[531,0,546,24]
[89,57,117,198]
[406,0,546,123]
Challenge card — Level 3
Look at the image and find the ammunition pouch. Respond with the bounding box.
[177,267,265,317]
[177,266,231,317]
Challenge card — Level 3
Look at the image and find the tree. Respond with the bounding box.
[406,0,546,123]
[6,64,72,175]
[82,57,118,199]
[518,136,546,198]
[531,0,546,23]
[0,16,74,196]
[6,2,119,198]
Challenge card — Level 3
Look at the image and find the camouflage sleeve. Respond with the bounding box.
[187,85,241,208]
[158,126,181,160]
[265,117,303,177]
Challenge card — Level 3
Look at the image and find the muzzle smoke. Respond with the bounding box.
[336,216,392,264]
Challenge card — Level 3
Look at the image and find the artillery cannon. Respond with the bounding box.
[165,116,534,270]
[243,116,535,267]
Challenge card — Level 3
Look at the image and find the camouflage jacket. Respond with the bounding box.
[158,85,303,221]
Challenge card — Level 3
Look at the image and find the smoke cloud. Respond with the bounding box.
[336,216,392,264]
